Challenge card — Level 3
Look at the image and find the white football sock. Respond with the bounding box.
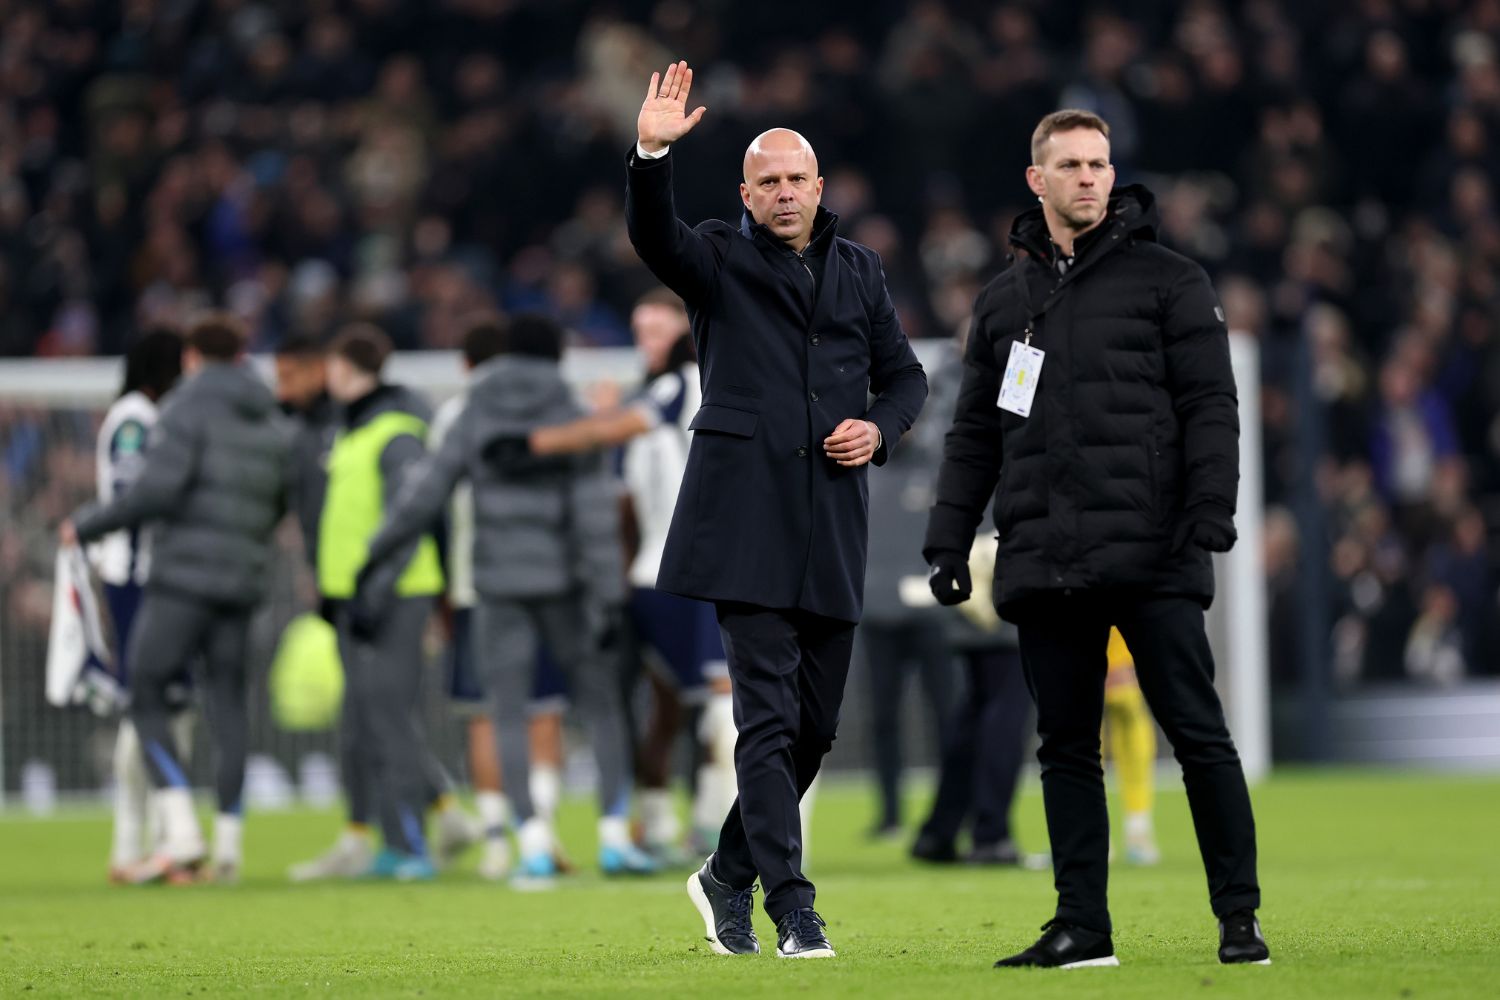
[213,813,242,864]
[693,694,739,831]
[476,791,511,839]
[155,788,205,862]
[598,815,632,851]
[112,721,150,867]
[530,765,561,823]
[518,817,552,860]
[639,789,680,846]
[1125,810,1154,840]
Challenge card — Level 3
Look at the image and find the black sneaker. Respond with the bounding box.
[1218,909,1271,965]
[686,859,759,955]
[994,919,1119,969]
[775,907,835,959]
[910,833,959,864]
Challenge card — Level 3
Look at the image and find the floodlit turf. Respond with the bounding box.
[1,770,1496,998]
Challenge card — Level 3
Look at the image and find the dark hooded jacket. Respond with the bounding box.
[924,184,1239,612]
[75,361,291,608]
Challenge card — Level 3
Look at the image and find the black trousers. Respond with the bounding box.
[918,648,1031,847]
[859,619,957,829]
[1012,591,1260,934]
[711,602,855,921]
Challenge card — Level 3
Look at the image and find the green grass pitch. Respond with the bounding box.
[1,770,1496,998]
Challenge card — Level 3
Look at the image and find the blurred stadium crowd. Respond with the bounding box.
[0,0,1497,688]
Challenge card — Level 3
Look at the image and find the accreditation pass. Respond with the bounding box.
[998,340,1045,417]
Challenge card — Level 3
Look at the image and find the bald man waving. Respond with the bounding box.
[626,61,927,959]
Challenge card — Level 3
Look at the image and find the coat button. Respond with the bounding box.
[810,334,821,346]
[795,446,809,458]
[809,390,819,402]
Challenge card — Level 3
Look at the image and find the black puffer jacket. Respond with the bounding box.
[924,184,1238,611]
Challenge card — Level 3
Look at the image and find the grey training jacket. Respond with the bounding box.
[365,355,624,605]
[75,361,292,608]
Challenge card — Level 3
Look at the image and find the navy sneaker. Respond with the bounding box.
[994,919,1118,969]
[775,907,835,959]
[1218,909,1271,965]
[686,858,759,955]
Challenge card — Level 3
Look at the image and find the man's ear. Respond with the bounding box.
[1026,164,1046,200]
[739,182,751,213]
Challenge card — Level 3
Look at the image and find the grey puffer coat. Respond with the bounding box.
[75,361,291,608]
[365,355,624,605]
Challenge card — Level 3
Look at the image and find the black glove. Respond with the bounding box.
[1172,503,1237,554]
[483,434,573,478]
[482,434,533,466]
[927,550,973,606]
[348,567,389,641]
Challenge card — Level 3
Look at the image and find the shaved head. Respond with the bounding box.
[740,128,824,251]
[743,128,818,181]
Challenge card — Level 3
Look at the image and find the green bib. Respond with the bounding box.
[317,410,444,599]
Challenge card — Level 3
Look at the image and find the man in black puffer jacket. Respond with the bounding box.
[65,314,290,884]
[924,110,1268,970]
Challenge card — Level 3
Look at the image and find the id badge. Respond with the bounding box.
[997,340,1045,417]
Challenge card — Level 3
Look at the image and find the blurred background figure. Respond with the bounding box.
[856,331,958,841]
[530,289,737,862]
[87,327,192,882]
[65,314,290,884]
[360,313,653,884]
[311,325,449,881]
[1104,629,1159,866]
[910,535,1036,868]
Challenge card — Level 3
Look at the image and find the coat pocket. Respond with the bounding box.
[689,403,758,438]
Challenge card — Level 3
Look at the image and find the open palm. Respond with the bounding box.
[638,60,707,153]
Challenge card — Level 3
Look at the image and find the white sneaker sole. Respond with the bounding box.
[1060,955,1120,969]
[776,946,836,959]
[686,873,733,955]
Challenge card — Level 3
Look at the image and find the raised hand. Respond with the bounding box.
[638,60,707,154]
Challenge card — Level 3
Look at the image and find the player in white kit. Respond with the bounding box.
[91,329,195,882]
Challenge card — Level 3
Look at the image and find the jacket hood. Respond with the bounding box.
[193,361,278,419]
[1009,183,1159,260]
[468,355,577,427]
[344,382,432,429]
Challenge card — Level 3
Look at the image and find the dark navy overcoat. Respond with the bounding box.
[625,148,928,623]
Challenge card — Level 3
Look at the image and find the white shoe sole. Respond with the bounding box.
[1060,955,1120,969]
[686,873,733,955]
[777,946,836,959]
